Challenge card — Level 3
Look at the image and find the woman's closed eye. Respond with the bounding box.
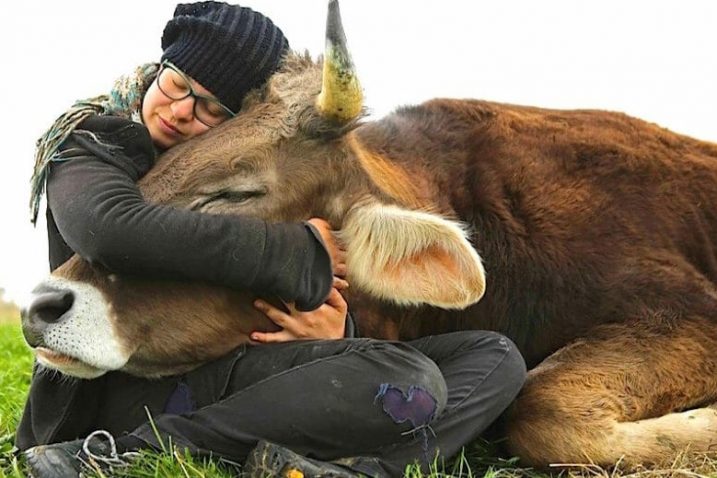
[197,100,227,118]
[171,79,187,93]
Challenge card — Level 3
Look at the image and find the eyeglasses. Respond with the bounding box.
[156,61,236,127]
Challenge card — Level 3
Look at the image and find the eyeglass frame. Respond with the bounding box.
[156,61,237,127]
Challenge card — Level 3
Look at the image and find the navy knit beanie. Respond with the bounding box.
[161,1,289,113]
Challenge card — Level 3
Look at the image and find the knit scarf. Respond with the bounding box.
[29,62,160,225]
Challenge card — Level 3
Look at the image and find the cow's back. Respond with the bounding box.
[353,99,717,366]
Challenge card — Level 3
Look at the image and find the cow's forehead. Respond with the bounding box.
[265,52,323,104]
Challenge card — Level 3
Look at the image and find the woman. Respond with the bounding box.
[20,2,527,477]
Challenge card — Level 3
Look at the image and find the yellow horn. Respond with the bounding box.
[316,0,363,123]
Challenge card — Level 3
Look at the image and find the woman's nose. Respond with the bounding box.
[170,96,196,120]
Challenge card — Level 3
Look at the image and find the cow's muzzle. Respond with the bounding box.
[21,286,75,347]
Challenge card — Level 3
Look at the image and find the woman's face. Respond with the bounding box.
[142,67,228,150]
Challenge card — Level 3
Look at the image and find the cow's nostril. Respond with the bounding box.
[27,290,75,325]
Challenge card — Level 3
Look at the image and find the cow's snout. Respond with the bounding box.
[21,288,75,347]
[25,289,75,324]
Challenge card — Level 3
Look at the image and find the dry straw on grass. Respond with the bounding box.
[540,452,717,478]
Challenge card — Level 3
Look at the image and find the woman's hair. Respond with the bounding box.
[161,1,289,113]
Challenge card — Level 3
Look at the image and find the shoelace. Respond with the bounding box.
[80,430,141,469]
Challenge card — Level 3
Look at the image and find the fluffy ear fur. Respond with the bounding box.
[341,202,486,309]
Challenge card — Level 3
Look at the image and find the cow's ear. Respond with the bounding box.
[340,202,486,309]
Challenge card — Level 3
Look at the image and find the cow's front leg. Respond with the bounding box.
[503,316,717,469]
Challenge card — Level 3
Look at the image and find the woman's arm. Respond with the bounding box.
[46,115,332,311]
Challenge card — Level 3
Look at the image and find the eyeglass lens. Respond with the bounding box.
[157,67,232,127]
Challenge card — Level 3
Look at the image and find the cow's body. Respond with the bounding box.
[349,99,717,366]
[21,5,717,468]
[343,100,717,465]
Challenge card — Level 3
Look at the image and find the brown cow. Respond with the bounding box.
[22,0,717,469]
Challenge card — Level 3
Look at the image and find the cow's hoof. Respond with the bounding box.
[242,440,362,478]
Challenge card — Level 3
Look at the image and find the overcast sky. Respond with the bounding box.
[1,0,715,304]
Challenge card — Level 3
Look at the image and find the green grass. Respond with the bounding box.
[1,320,716,477]
[0,320,32,478]
[0,322,32,436]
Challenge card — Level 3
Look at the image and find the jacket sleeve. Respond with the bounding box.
[343,312,358,338]
[46,115,332,311]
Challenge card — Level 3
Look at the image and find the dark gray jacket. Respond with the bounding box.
[17,115,352,450]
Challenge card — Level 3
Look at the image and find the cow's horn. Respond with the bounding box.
[316,0,363,123]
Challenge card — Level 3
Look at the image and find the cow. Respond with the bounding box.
[21,0,717,470]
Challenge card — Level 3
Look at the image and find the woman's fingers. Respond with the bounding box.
[250,329,295,343]
[253,299,291,328]
[252,287,347,342]
[325,288,348,313]
[333,277,349,290]
[307,217,347,277]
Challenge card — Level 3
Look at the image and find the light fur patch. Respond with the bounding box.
[347,133,426,209]
[26,277,129,377]
[341,201,486,309]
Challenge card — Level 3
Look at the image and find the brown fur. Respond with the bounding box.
[346,132,430,210]
[50,53,717,467]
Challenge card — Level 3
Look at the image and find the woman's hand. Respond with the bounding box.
[251,278,349,343]
[307,217,347,278]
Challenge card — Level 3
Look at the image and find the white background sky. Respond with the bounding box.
[1,1,715,305]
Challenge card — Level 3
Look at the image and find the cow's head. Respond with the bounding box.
[22,0,486,378]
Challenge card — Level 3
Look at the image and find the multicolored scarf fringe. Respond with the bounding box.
[29,63,160,225]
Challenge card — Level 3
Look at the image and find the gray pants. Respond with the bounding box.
[94,331,526,477]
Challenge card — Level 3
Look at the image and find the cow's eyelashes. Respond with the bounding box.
[212,189,267,204]
[214,190,257,203]
[192,189,266,210]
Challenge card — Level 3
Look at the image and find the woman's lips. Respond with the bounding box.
[158,116,182,137]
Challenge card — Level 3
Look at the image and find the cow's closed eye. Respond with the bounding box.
[190,189,266,211]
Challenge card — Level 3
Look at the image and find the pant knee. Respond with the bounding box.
[367,341,448,426]
[495,334,528,396]
[468,331,526,378]
[450,330,527,400]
